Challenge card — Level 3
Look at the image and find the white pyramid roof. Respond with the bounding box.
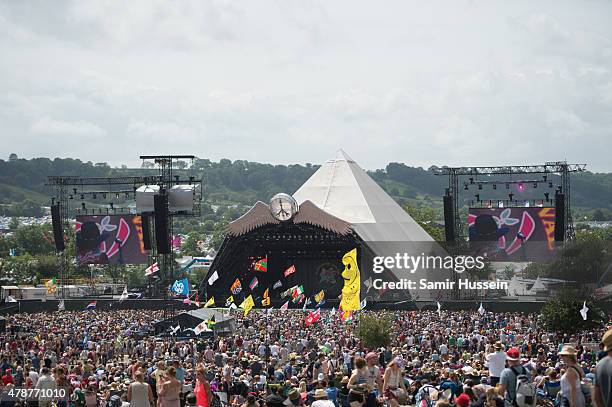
[293,150,434,242]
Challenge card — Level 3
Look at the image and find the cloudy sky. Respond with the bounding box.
[1,1,611,171]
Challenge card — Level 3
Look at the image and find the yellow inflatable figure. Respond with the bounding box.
[340,248,361,311]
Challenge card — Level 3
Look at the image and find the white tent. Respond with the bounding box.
[293,150,446,300]
[294,150,434,242]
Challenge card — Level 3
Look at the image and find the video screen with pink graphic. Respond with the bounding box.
[467,207,557,261]
[75,215,149,264]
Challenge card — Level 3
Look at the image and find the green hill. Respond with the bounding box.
[1,154,611,220]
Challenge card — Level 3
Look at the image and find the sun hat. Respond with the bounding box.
[314,389,328,399]
[558,345,577,356]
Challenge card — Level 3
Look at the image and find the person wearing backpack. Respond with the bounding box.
[558,346,586,407]
[499,348,535,407]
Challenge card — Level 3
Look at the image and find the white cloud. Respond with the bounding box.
[30,117,107,138]
[0,0,611,171]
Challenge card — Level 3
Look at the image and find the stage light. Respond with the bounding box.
[549,182,553,188]
[509,193,514,201]
[92,193,97,200]
[475,194,480,202]
[116,193,120,199]
[498,201,504,208]
[69,195,73,200]
[82,202,86,210]
[464,184,469,190]
[478,184,483,190]
[543,175,547,182]
[544,192,550,202]
[518,183,524,192]
[506,183,510,189]
[103,193,107,199]
[110,202,114,210]
[73,188,78,194]
[189,176,195,185]
[125,192,130,198]
[81,194,85,200]
[469,177,474,184]
[51,197,55,206]
[533,182,537,188]
[492,183,497,190]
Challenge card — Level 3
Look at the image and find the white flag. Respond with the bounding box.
[170,324,181,336]
[580,301,589,321]
[229,303,238,310]
[330,307,336,316]
[145,262,159,276]
[437,301,441,316]
[363,277,373,290]
[208,270,219,286]
[478,302,485,316]
[193,320,212,335]
[58,299,65,311]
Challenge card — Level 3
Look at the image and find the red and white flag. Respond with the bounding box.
[145,262,159,276]
[305,308,321,326]
[284,265,296,277]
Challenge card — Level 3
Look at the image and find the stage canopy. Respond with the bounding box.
[202,150,447,305]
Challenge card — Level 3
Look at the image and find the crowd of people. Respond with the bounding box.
[1,308,611,407]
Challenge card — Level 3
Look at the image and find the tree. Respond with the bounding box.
[8,153,18,162]
[358,313,392,348]
[13,224,55,256]
[540,291,606,334]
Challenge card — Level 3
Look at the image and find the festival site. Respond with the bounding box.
[1,2,612,407]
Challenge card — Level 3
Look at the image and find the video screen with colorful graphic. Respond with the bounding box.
[467,207,557,261]
[75,215,149,264]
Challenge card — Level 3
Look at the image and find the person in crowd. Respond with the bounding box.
[593,328,612,407]
[382,358,406,407]
[499,348,530,406]
[128,370,154,407]
[558,346,586,407]
[485,342,507,387]
[194,365,213,407]
[159,367,182,407]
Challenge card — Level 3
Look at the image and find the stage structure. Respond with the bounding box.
[201,150,448,309]
[46,155,202,305]
[432,162,586,243]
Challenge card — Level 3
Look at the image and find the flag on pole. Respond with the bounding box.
[204,297,215,308]
[254,257,268,272]
[45,278,57,294]
[580,301,589,321]
[262,289,271,307]
[225,296,234,307]
[145,262,159,276]
[437,301,441,316]
[194,293,200,307]
[273,280,283,289]
[183,297,191,305]
[193,320,212,335]
[239,295,255,316]
[171,278,190,296]
[249,277,259,291]
[280,301,289,311]
[360,298,367,310]
[314,290,325,304]
[262,288,270,306]
[229,303,238,310]
[86,301,97,310]
[291,285,304,299]
[302,296,311,310]
[478,302,485,316]
[208,271,219,286]
[330,307,336,316]
[305,308,321,326]
[170,325,181,336]
[58,299,65,311]
[230,279,242,295]
[284,265,296,277]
